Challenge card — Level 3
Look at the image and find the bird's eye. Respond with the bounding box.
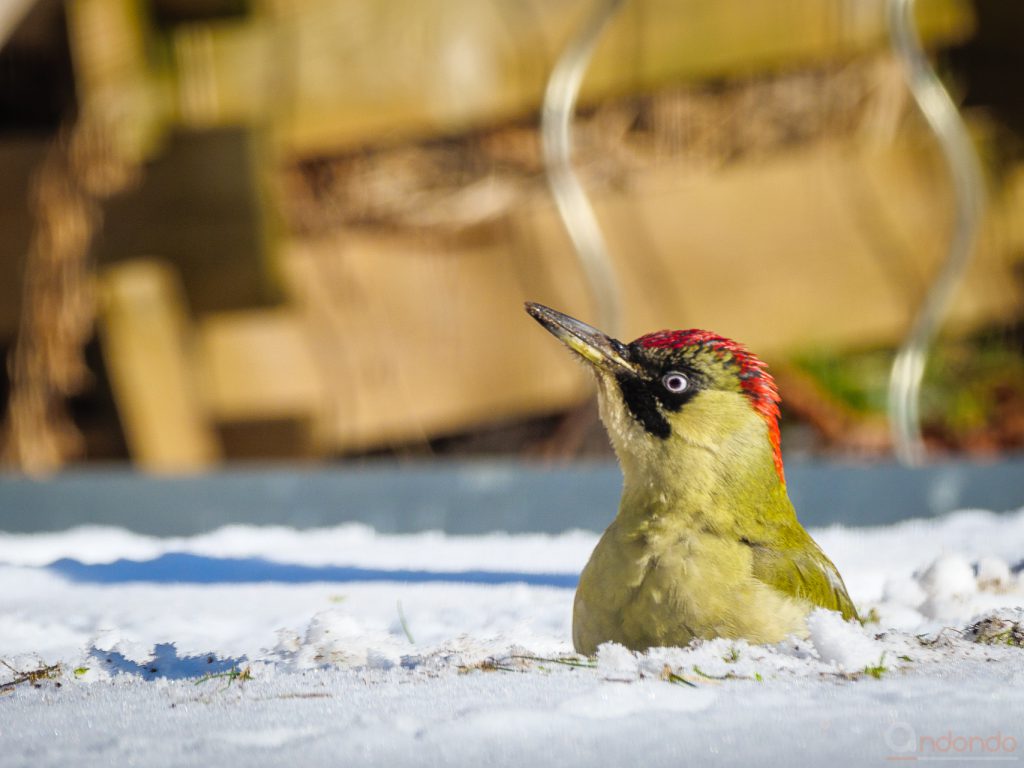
[661,372,689,393]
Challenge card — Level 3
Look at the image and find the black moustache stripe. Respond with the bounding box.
[615,375,670,439]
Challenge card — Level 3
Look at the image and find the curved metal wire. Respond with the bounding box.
[886,0,986,465]
[541,0,625,337]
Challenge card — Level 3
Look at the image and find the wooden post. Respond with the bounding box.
[97,259,221,471]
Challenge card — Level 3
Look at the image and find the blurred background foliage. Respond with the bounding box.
[0,0,1022,471]
[792,329,1024,455]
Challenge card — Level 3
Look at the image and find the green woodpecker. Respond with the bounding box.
[526,302,857,654]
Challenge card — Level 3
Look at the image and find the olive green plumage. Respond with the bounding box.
[525,302,857,654]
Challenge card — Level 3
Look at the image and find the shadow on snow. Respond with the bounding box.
[89,642,247,681]
[48,552,579,588]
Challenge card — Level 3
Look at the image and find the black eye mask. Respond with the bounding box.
[614,370,701,440]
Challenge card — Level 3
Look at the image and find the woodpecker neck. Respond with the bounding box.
[599,385,790,532]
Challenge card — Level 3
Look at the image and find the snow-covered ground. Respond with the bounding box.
[2,508,1024,766]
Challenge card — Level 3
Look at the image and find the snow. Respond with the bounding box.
[805,609,885,672]
[2,507,1024,766]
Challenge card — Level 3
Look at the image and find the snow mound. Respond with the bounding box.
[596,642,640,681]
[807,609,885,672]
[270,609,404,670]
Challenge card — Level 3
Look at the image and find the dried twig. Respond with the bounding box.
[0,661,62,693]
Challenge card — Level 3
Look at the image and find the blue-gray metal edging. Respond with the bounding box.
[1,457,1022,536]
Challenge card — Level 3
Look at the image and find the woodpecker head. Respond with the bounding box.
[526,302,784,484]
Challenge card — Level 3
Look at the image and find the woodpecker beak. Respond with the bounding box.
[525,302,638,376]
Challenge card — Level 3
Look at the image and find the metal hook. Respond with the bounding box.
[886,0,986,465]
[541,0,625,337]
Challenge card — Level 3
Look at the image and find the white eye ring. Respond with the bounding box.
[661,372,689,393]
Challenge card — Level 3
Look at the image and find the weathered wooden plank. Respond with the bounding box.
[197,309,324,422]
[96,259,221,470]
[164,0,974,155]
[272,136,1019,453]
[61,0,972,161]
[282,232,590,452]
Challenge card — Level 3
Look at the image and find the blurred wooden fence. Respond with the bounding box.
[4,0,1022,469]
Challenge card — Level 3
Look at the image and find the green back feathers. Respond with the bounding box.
[742,523,859,621]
